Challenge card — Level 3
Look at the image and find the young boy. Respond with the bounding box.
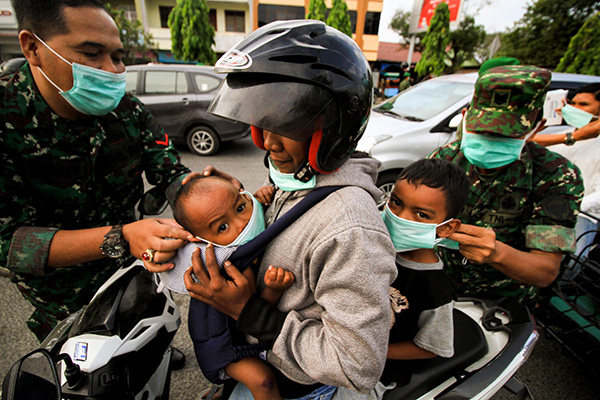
[170,175,293,400]
[380,158,470,387]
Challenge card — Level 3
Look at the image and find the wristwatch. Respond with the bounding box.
[100,224,128,258]
[564,131,576,146]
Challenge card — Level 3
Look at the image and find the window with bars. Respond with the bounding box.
[225,10,245,32]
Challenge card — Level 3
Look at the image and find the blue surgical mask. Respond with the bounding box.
[381,204,451,252]
[196,191,265,248]
[34,34,126,116]
[461,118,536,169]
[268,156,316,192]
[561,104,595,129]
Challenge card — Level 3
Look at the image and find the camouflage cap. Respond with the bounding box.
[465,65,551,138]
[478,57,520,76]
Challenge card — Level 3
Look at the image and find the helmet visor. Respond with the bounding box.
[208,74,338,142]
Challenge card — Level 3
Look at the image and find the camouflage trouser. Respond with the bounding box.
[11,260,122,342]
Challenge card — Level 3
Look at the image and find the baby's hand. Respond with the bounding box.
[254,185,275,206]
[264,265,295,290]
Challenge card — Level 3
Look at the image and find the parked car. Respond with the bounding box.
[125,64,250,156]
[0,57,27,77]
[357,71,600,208]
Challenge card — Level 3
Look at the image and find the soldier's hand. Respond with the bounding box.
[182,166,243,191]
[122,219,197,272]
[448,224,499,265]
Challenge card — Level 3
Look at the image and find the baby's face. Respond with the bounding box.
[388,180,448,225]
[185,179,253,246]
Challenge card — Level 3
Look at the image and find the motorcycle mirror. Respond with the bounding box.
[1,349,60,400]
[138,186,168,217]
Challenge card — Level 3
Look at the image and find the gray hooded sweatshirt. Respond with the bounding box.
[240,156,397,393]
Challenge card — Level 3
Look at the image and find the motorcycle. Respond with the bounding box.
[1,189,537,400]
[1,262,180,400]
[533,214,600,378]
[382,297,537,400]
[0,281,536,400]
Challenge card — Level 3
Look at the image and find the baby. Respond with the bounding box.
[170,175,292,400]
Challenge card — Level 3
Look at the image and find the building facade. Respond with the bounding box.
[253,0,382,62]
[0,0,383,64]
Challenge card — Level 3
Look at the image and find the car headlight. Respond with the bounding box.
[356,135,392,154]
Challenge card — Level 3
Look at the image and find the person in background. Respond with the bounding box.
[1,1,192,371]
[534,83,600,260]
[430,65,584,302]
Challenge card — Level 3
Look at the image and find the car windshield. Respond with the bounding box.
[375,80,473,121]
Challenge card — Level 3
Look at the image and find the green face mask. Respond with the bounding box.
[381,204,451,252]
[561,104,595,129]
[461,118,537,169]
[268,157,316,192]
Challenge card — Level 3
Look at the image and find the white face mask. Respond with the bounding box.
[195,191,265,248]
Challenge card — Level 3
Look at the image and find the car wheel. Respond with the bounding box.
[186,126,221,156]
[376,171,401,210]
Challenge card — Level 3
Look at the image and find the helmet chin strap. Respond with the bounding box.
[294,161,317,182]
[264,152,317,183]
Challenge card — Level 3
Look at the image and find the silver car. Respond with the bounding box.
[126,64,250,156]
[357,71,600,208]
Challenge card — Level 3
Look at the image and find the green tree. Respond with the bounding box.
[446,15,486,73]
[415,2,450,78]
[307,0,327,22]
[326,0,352,37]
[168,0,216,64]
[499,0,599,68]
[556,11,600,75]
[106,3,155,65]
[389,10,425,52]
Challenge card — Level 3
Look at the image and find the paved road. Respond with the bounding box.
[1,136,598,399]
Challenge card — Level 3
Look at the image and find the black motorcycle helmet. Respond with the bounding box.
[208,19,373,180]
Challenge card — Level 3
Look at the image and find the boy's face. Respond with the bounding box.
[184,179,253,245]
[388,179,449,225]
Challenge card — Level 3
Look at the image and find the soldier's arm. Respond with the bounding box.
[45,219,194,270]
[448,224,561,287]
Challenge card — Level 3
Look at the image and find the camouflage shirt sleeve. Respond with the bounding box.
[0,136,56,274]
[524,144,583,253]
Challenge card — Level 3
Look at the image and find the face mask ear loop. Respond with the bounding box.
[195,236,225,249]
[33,33,73,66]
[36,67,64,93]
[433,218,454,245]
[32,33,73,93]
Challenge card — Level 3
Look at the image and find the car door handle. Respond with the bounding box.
[182,98,190,105]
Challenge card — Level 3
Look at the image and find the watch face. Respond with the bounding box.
[101,243,125,258]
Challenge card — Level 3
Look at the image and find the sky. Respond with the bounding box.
[378,0,530,43]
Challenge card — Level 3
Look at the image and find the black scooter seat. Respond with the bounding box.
[383,308,489,400]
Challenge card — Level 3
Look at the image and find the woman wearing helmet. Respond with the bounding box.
[185,20,397,399]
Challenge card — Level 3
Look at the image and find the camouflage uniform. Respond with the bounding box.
[430,65,584,301]
[0,64,190,340]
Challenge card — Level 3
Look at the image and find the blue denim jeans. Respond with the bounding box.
[229,382,337,400]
